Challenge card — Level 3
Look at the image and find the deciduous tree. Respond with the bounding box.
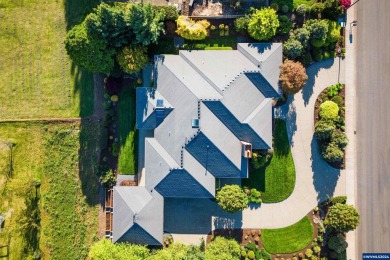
[248,8,279,41]
[328,203,360,232]
[304,19,328,47]
[117,45,149,74]
[216,185,248,213]
[279,60,308,94]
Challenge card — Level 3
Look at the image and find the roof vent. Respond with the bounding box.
[192,118,199,128]
[156,99,164,107]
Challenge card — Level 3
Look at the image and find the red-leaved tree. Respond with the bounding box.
[340,0,351,10]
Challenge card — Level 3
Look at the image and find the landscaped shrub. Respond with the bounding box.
[292,27,311,47]
[248,188,262,204]
[332,130,348,148]
[340,0,351,10]
[248,250,255,259]
[248,8,279,41]
[216,185,248,213]
[310,3,325,15]
[154,5,179,21]
[283,39,303,59]
[270,3,279,12]
[205,237,241,260]
[277,15,293,35]
[281,4,289,13]
[234,16,250,33]
[331,95,344,107]
[256,248,271,260]
[328,234,348,254]
[327,20,341,43]
[321,142,344,162]
[305,19,329,47]
[328,203,360,232]
[312,47,323,61]
[299,52,314,67]
[296,4,307,16]
[279,60,308,94]
[315,120,335,140]
[322,0,344,21]
[252,151,267,169]
[323,51,331,59]
[329,196,347,205]
[117,45,148,74]
[99,168,116,188]
[305,248,313,258]
[327,83,343,97]
[176,16,210,40]
[313,245,321,254]
[319,101,339,120]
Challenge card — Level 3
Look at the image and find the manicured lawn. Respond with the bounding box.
[0,122,99,259]
[183,36,237,50]
[118,87,137,175]
[0,0,99,119]
[262,216,314,254]
[242,119,295,203]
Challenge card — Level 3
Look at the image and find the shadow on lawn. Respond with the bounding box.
[302,59,335,106]
[310,135,341,203]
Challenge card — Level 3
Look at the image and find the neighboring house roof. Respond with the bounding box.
[114,43,282,244]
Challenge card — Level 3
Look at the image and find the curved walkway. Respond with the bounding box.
[171,59,347,244]
[240,58,346,229]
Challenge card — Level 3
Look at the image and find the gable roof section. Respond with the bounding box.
[113,187,163,245]
[244,72,280,98]
[155,169,213,198]
[116,223,161,245]
[203,101,269,149]
[185,131,242,178]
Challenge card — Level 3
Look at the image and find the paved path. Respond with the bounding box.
[171,58,348,243]
[355,0,390,255]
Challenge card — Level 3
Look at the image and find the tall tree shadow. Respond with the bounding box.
[310,135,341,203]
[274,95,297,145]
[302,59,335,106]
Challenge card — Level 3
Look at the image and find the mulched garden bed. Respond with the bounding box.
[206,212,320,259]
[314,84,346,169]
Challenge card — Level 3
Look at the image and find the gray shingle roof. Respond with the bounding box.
[114,43,282,245]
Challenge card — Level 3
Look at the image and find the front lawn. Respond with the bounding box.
[0,0,98,119]
[118,87,137,175]
[0,122,99,259]
[262,216,314,254]
[243,119,295,203]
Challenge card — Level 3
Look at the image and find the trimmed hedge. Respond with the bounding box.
[315,120,335,140]
[319,101,339,120]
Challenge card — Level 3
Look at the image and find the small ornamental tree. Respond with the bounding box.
[283,39,304,60]
[315,120,335,140]
[304,19,329,47]
[326,20,341,43]
[340,0,351,10]
[279,60,308,94]
[205,237,241,260]
[248,8,279,41]
[216,185,248,213]
[64,23,115,75]
[319,101,339,120]
[292,27,311,47]
[328,203,360,232]
[176,16,210,40]
[322,142,344,162]
[117,45,149,74]
[234,16,250,33]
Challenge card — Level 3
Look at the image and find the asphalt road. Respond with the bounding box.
[356,0,390,255]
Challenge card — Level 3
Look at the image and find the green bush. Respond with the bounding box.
[283,39,303,59]
[319,101,339,120]
[327,20,341,43]
[248,250,255,259]
[328,234,348,254]
[328,203,360,232]
[299,52,314,67]
[111,142,119,157]
[312,48,323,61]
[327,83,343,97]
[322,0,344,21]
[313,245,321,254]
[321,142,343,162]
[292,27,310,47]
[329,196,347,205]
[256,248,271,260]
[216,185,248,213]
[270,3,279,12]
[206,237,241,260]
[241,250,247,257]
[277,15,293,35]
[154,5,179,21]
[296,4,307,16]
[332,130,349,148]
[281,4,289,13]
[331,95,344,107]
[99,169,116,188]
[305,248,313,258]
[248,188,262,204]
[323,51,331,59]
[248,8,280,41]
[315,120,335,140]
[176,16,210,40]
[305,19,328,47]
[310,3,325,15]
[234,16,250,33]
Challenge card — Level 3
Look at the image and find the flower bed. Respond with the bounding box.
[314,83,347,169]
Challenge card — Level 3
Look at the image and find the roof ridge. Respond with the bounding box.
[243,98,271,124]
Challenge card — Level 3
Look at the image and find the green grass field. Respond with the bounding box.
[0,0,99,119]
[0,122,100,259]
[118,87,137,175]
[262,216,314,254]
[184,36,237,50]
[243,119,296,203]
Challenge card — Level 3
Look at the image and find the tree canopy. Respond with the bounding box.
[88,239,150,260]
[328,203,360,232]
[304,19,329,48]
[64,23,115,75]
[279,60,308,94]
[117,45,149,74]
[248,8,279,41]
[216,185,248,213]
[205,237,241,260]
